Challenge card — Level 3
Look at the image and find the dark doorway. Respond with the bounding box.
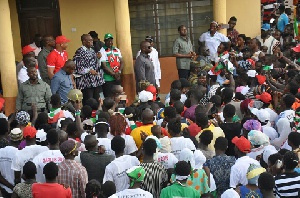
[16,0,61,47]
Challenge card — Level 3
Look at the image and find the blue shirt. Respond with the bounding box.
[51,69,73,103]
[277,13,289,32]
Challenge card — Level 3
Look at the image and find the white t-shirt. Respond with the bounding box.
[32,150,64,182]
[107,133,137,155]
[97,137,115,156]
[230,156,260,188]
[109,188,153,198]
[103,155,140,192]
[0,146,18,193]
[199,31,229,60]
[157,152,178,169]
[170,136,196,159]
[11,145,49,172]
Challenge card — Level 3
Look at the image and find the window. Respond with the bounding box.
[129,0,213,57]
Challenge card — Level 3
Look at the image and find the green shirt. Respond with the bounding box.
[173,36,193,70]
[160,182,200,198]
[99,46,122,81]
[16,79,52,111]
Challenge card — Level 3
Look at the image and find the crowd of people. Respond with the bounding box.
[1,2,300,198]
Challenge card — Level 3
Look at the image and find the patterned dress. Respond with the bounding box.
[204,154,236,197]
[141,161,168,198]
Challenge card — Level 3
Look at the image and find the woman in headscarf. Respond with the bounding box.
[242,119,262,138]
[247,130,270,160]
[271,118,292,149]
[237,164,265,198]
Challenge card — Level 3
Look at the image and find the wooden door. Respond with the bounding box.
[16,0,61,47]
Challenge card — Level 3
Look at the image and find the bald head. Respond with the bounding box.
[63,60,76,75]
[141,108,154,124]
[58,130,68,145]
[84,135,98,151]
[140,41,151,54]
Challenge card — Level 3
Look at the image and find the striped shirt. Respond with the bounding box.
[141,162,168,198]
[274,172,300,197]
[57,159,88,198]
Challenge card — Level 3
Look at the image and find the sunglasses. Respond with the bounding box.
[148,46,151,49]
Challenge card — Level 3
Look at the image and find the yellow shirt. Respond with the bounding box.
[130,124,153,149]
[195,124,225,151]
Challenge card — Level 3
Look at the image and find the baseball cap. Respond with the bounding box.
[138,90,153,103]
[261,24,270,31]
[55,35,70,44]
[292,45,300,53]
[145,85,157,101]
[82,119,93,126]
[60,140,81,156]
[256,92,272,104]
[22,45,36,55]
[67,89,83,101]
[9,128,23,141]
[36,129,47,142]
[232,136,251,153]
[145,36,154,42]
[126,166,145,187]
[104,33,113,40]
[255,109,271,123]
[23,126,37,139]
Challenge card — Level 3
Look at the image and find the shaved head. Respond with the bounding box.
[84,135,98,150]
[141,108,154,124]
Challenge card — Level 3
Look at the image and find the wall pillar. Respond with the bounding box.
[213,0,227,35]
[0,0,18,115]
[113,0,136,103]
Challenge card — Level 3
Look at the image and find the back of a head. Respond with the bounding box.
[168,119,181,135]
[111,136,125,154]
[190,89,203,103]
[258,172,275,191]
[84,135,97,150]
[103,98,114,110]
[60,118,73,129]
[175,161,191,176]
[85,179,101,198]
[230,16,237,22]
[173,101,184,115]
[283,151,299,170]
[109,114,126,136]
[201,193,214,198]
[43,162,58,180]
[288,81,299,95]
[170,89,181,102]
[179,78,190,89]
[82,105,93,119]
[171,80,182,90]
[46,129,59,145]
[215,137,228,151]
[200,130,213,146]
[223,104,236,118]
[0,118,8,135]
[143,138,157,156]
[95,119,109,137]
[23,56,35,67]
[210,95,222,107]
[288,132,300,148]
[195,112,209,128]
[23,161,37,179]
[35,112,49,129]
[97,111,110,122]
[283,94,296,108]
[102,181,116,197]
[268,153,282,166]
[66,122,77,137]
[141,108,154,123]
[222,88,233,101]
[50,94,61,106]
[164,106,177,119]
[85,98,99,110]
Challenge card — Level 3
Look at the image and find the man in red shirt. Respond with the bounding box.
[47,35,70,79]
[32,162,72,198]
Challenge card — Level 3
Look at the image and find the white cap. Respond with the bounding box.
[138,90,153,102]
[256,109,271,123]
[36,129,47,142]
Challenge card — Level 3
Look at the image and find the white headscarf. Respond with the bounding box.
[179,148,195,169]
[221,188,240,198]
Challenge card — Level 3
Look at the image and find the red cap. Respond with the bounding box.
[55,35,70,44]
[256,75,266,85]
[292,45,300,53]
[23,126,37,139]
[188,123,201,137]
[22,45,36,55]
[255,92,272,104]
[145,85,157,101]
[232,136,251,153]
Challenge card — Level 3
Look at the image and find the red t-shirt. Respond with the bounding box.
[47,49,68,74]
[32,183,72,198]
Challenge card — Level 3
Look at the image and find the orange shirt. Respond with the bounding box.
[32,183,72,198]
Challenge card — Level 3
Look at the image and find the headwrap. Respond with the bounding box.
[247,164,266,184]
[126,166,145,187]
[248,130,270,146]
[243,119,262,131]
[179,148,195,169]
[221,188,240,198]
[194,150,206,169]
[16,111,30,126]
[159,136,171,153]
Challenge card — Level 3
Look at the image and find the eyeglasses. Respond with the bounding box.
[148,46,151,49]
